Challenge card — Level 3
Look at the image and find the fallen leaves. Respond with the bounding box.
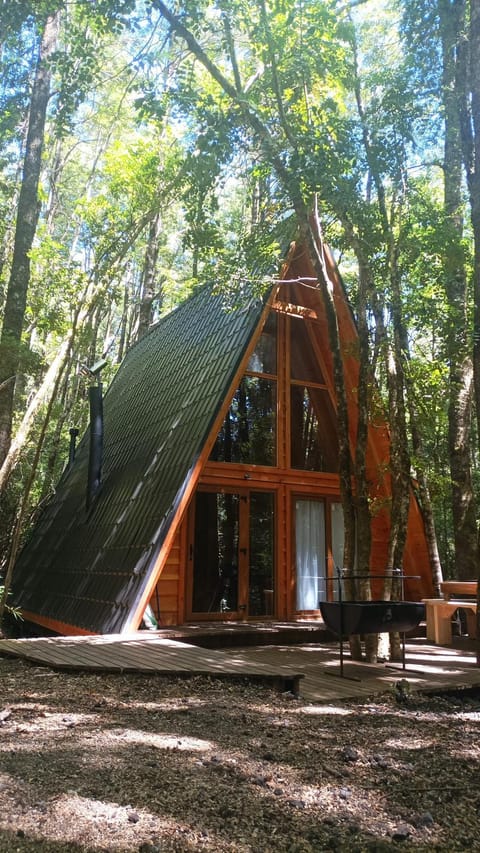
[0,657,479,851]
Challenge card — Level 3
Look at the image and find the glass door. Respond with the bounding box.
[191,491,241,615]
[248,492,275,617]
[190,490,275,619]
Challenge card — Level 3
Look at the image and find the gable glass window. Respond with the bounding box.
[247,312,277,375]
[290,317,325,384]
[290,314,338,472]
[290,385,338,471]
[212,377,276,465]
[211,314,277,466]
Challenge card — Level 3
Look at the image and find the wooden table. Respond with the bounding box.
[424,581,478,645]
[440,581,477,600]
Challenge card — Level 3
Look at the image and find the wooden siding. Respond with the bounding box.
[148,528,184,626]
[282,242,434,599]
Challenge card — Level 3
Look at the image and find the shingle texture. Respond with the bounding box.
[12,285,263,634]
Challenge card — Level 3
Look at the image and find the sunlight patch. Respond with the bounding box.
[110,728,214,751]
[454,711,480,722]
[0,711,97,751]
[299,705,353,716]
[125,698,205,711]
[384,737,435,750]
[31,793,196,848]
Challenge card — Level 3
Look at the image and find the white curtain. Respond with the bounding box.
[295,500,326,609]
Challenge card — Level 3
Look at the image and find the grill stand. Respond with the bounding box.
[321,571,424,679]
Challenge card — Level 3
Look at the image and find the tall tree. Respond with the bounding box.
[0,7,60,466]
[438,0,477,580]
[457,0,480,657]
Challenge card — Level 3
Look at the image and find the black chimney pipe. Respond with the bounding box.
[68,427,79,468]
[86,382,103,510]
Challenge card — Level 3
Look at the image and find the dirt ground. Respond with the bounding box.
[0,655,479,853]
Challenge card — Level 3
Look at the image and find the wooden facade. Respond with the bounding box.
[145,242,434,628]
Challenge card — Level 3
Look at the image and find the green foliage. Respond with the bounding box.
[0,585,22,621]
[0,0,478,587]
[50,2,137,137]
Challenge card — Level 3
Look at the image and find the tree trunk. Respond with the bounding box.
[0,10,60,466]
[302,214,356,582]
[448,359,478,578]
[406,386,443,596]
[470,0,480,659]
[0,358,65,627]
[368,233,411,661]
[352,34,411,653]
[137,212,163,341]
[0,336,72,496]
[37,364,76,504]
[440,0,478,581]
[458,0,480,663]
[117,274,133,363]
[340,225,375,660]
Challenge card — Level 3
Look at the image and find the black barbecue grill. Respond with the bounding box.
[320,572,425,678]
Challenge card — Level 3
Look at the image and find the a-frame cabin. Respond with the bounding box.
[11,234,434,635]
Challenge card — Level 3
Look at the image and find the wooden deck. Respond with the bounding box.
[0,632,479,701]
[0,633,303,693]
[222,638,480,701]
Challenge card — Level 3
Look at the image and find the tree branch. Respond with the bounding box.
[258,0,298,149]
[219,5,243,93]
[151,0,302,208]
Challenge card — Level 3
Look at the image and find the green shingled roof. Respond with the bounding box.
[12,284,265,634]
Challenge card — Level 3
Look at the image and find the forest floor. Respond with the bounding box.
[0,655,479,853]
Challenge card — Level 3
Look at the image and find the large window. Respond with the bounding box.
[294,499,346,608]
[290,317,325,383]
[249,491,275,616]
[290,385,338,471]
[211,377,276,465]
[290,318,338,472]
[211,314,277,466]
[247,312,277,375]
[192,492,239,614]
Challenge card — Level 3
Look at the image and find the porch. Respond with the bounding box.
[0,624,479,702]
